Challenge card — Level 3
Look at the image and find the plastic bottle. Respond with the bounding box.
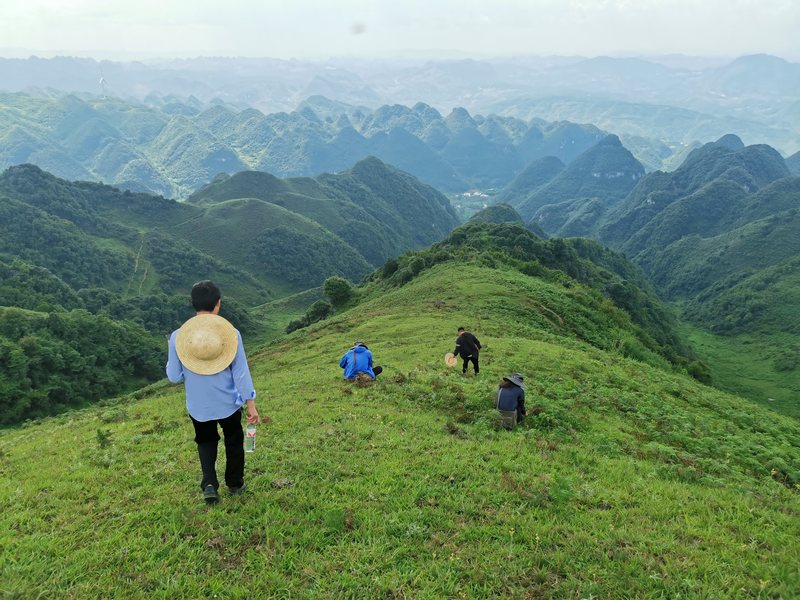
[245,423,256,453]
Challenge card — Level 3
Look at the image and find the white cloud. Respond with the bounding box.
[0,0,798,59]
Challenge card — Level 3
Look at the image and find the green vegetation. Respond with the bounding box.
[682,324,800,418]
[0,92,613,197]
[249,287,323,343]
[533,197,606,238]
[599,137,790,246]
[0,258,83,312]
[323,276,354,308]
[497,155,565,204]
[788,150,800,175]
[285,277,360,334]
[467,203,525,226]
[520,136,800,415]
[188,157,460,274]
[173,198,372,292]
[358,224,689,373]
[1,260,798,597]
[0,306,162,424]
[0,159,462,422]
[513,135,645,221]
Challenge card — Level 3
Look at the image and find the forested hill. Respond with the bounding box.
[0,92,608,196]
[513,134,645,221]
[500,134,800,412]
[0,159,458,423]
[2,223,798,597]
[188,156,459,263]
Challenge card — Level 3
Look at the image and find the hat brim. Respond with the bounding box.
[176,314,238,375]
[503,376,526,389]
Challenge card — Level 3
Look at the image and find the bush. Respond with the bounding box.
[409,256,426,275]
[286,319,305,334]
[382,258,399,277]
[395,269,414,286]
[285,300,333,333]
[323,276,353,307]
[687,360,713,385]
[306,300,332,323]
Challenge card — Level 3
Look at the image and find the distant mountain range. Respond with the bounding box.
[1,53,797,155]
[0,92,611,197]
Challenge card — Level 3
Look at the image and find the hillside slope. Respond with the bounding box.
[188,156,460,270]
[2,261,798,597]
[0,161,456,421]
[547,137,800,411]
[514,135,645,221]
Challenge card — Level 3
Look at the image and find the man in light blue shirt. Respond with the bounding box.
[166,280,259,504]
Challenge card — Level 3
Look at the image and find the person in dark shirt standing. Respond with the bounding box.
[495,373,526,430]
[453,327,481,374]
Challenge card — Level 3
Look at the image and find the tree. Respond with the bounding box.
[306,300,332,323]
[324,276,353,307]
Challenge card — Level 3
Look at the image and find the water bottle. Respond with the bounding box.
[245,423,256,453]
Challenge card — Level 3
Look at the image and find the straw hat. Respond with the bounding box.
[444,352,457,367]
[176,314,238,375]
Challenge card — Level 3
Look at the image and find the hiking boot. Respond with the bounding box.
[229,482,247,496]
[203,484,219,504]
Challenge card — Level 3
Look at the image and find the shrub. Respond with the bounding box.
[382,258,399,277]
[323,276,353,307]
[306,300,332,323]
[409,256,426,275]
[687,360,713,385]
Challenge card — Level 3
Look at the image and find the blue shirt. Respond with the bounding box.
[166,328,256,422]
[496,385,525,413]
[339,345,375,379]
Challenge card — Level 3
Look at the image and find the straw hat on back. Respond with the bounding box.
[176,314,238,375]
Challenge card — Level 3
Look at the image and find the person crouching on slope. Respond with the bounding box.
[340,340,383,382]
[496,373,527,430]
[454,327,481,374]
[166,280,260,505]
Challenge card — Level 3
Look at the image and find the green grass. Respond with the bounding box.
[249,287,324,343]
[2,263,799,598]
[682,324,800,419]
[169,197,369,295]
[171,198,319,265]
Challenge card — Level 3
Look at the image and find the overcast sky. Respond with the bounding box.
[1,0,798,61]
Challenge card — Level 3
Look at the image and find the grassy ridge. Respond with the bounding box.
[2,263,799,597]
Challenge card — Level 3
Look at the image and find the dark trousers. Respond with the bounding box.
[190,409,244,491]
[462,355,479,374]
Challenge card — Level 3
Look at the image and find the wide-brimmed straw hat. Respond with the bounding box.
[176,314,238,375]
[503,373,526,389]
[444,352,457,367]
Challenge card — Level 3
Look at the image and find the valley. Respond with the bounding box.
[0,36,798,597]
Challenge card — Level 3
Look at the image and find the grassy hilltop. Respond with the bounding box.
[2,257,799,598]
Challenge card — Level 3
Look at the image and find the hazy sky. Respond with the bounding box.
[1,0,798,60]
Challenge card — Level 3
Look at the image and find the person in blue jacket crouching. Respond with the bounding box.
[340,340,383,381]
